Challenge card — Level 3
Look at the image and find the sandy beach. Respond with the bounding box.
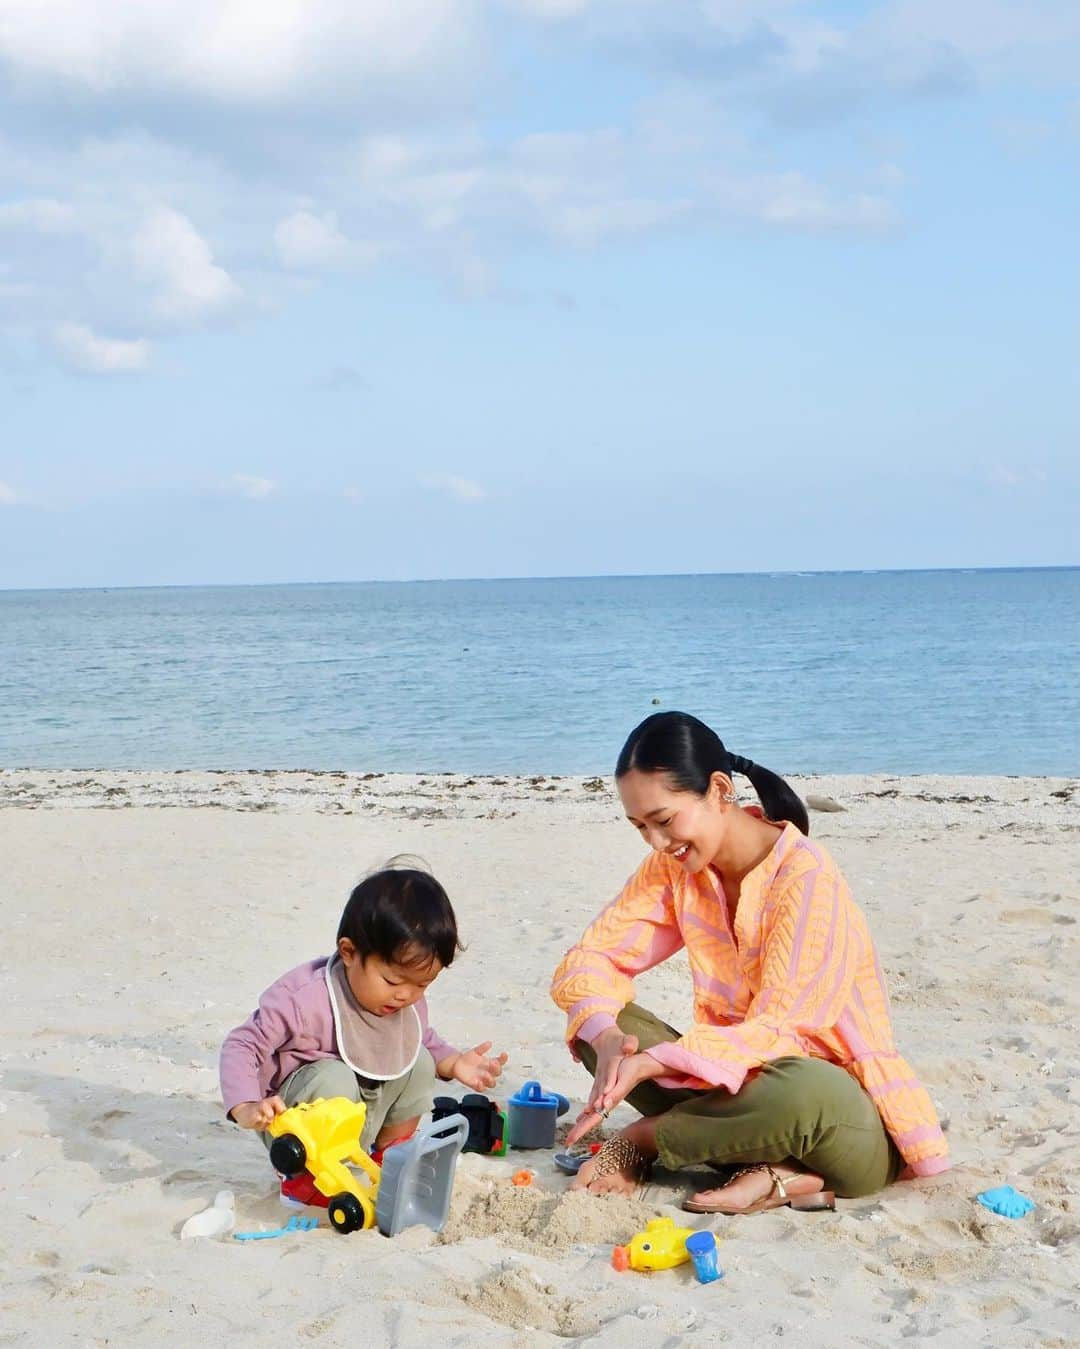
[1,768,1077,1347]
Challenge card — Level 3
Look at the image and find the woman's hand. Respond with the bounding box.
[599,1051,665,1114]
[443,1041,510,1092]
[566,1027,639,1145]
[229,1096,286,1130]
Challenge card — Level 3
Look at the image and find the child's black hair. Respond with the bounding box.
[337,856,462,969]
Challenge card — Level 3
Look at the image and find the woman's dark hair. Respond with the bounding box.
[337,856,462,969]
[615,711,809,835]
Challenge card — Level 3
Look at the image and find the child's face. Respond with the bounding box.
[338,938,442,1017]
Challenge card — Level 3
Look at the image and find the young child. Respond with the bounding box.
[220,859,507,1206]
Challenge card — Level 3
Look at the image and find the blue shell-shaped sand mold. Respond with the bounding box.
[976,1185,1035,1219]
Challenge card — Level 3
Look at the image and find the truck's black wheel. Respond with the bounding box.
[269,1133,307,1178]
[327,1192,365,1234]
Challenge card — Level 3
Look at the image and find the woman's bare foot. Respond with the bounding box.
[569,1118,658,1196]
[688,1163,825,1214]
[569,1153,637,1196]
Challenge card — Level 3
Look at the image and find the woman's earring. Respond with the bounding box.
[722,790,737,804]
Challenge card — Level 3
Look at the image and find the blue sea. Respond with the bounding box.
[1,569,1077,776]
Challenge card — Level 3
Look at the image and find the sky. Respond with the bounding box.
[0,0,1077,588]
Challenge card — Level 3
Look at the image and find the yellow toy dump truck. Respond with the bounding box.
[268,1097,381,1233]
[267,1096,468,1237]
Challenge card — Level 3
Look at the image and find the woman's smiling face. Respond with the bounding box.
[618,768,731,872]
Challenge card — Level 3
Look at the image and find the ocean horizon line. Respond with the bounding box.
[4,568,1076,776]
[2,562,1078,597]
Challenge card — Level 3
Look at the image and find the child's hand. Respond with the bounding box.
[230,1096,286,1130]
[449,1041,509,1092]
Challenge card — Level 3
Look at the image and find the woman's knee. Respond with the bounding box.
[761,1058,896,1196]
[760,1057,878,1121]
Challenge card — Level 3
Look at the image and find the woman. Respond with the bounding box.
[550,712,948,1213]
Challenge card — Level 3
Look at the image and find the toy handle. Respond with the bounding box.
[426,1113,469,1150]
[519,1082,570,1114]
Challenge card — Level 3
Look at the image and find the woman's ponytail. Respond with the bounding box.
[726,753,809,835]
[617,713,809,835]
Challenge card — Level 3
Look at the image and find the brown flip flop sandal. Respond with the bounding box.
[682,1162,836,1215]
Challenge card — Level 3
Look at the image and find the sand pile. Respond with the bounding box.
[461,1267,604,1337]
[440,1180,658,1256]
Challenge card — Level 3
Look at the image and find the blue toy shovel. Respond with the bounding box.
[234,1214,319,1241]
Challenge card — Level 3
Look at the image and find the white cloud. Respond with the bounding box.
[0,198,77,233]
[751,175,896,231]
[273,211,381,272]
[419,473,488,503]
[987,464,1048,489]
[0,480,20,505]
[51,322,151,374]
[230,474,277,500]
[1,0,1072,379]
[504,0,592,15]
[275,211,350,269]
[548,196,691,246]
[131,206,242,323]
[876,0,1080,81]
[0,88,901,382]
[352,126,671,248]
[0,0,480,103]
[311,364,368,391]
[346,120,894,249]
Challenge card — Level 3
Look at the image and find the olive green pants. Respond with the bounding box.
[577,1004,902,1198]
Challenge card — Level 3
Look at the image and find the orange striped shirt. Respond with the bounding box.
[550,821,949,1178]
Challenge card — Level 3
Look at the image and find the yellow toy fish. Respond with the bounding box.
[612,1217,699,1272]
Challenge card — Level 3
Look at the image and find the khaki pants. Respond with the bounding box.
[262,1052,436,1156]
[577,1004,903,1198]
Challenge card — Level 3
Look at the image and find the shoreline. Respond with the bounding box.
[1,767,1075,831]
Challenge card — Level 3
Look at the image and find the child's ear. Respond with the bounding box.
[337,936,358,964]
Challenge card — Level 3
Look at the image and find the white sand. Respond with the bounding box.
[1,769,1078,1347]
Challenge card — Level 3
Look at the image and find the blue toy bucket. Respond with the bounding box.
[507,1080,570,1149]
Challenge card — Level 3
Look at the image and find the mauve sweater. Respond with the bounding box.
[219,957,459,1117]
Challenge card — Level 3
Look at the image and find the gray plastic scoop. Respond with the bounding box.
[375,1112,468,1238]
